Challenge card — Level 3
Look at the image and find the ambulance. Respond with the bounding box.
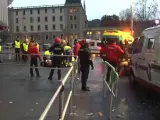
[128,25,160,92]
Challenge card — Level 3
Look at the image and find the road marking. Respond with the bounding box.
[10,68,27,76]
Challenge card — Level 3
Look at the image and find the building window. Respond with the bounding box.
[30,10,33,14]
[74,16,76,20]
[70,16,73,20]
[70,24,73,29]
[74,24,77,29]
[37,17,40,22]
[60,24,63,30]
[45,34,48,40]
[30,17,33,23]
[45,17,48,22]
[37,9,40,14]
[23,10,25,15]
[52,8,55,13]
[16,18,18,23]
[30,25,34,31]
[23,26,26,31]
[60,16,63,21]
[52,24,56,30]
[16,11,18,15]
[37,25,41,31]
[45,25,48,30]
[60,8,63,13]
[52,16,55,22]
[16,26,19,32]
[45,9,47,14]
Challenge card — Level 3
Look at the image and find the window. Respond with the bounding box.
[133,36,144,54]
[45,34,48,40]
[30,10,33,14]
[60,16,63,21]
[37,17,40,22]
[16,26,19,32]
[74,16,76,20]
[23,26,26,31]
[147,38,155,49]
[70,16,73,20]
[70,24,73,29]
[45,25,48,30]
[52,16,55,22]
[74,24,77,29]
[60,8,63,13]
[16,18,18,23]
[37,25,41,31]
[30,17,33,23]
[37,9,40,14]
[30,25,34,31]
[52,8,55,13]
[23,10,25,15]
[45,9,47,14]
[60,24,63,30]
[16,11,18,15]
[52,24,56,30]
[45,17,48,22]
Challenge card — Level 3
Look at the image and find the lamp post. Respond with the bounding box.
[131,0,134,36]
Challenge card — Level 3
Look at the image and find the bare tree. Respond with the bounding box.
[134,0,159,21]
[119,8,131,20]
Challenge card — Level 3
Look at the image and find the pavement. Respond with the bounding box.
[1,55,160,120]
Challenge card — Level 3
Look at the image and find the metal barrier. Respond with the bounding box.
[102,61,119,120]
[39,58,79,120]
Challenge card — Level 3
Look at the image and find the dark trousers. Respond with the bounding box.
[30,58,40,76]
[49,61,61,80]
[15,48,20,61]
[106,61,117,83]
[81,67,90,89]
[22,51,28,62]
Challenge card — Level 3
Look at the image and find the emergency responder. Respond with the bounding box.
[28,42,42,77]
[79,42,94,91]
[100,39,124,82]
[74,39,81,58]
[43,48,52,67]
[35,42,40,51]
[0,42,2,63]
[48,37,64,81]
[12,37,21,61]
[21,39,29,62]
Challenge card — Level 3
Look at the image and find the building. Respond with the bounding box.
[0,0,13,33]
[7,0,87,43]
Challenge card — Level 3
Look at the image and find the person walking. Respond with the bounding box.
[79,42,94,91]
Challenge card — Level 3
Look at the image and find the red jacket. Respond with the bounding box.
[74,43,81,56]
[101,44,124,63]
[28,45,42,61]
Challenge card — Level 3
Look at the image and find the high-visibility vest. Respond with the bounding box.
[15,41,21,48]
[64,45,71,51]
[23,43,28,52]
[0,45,2,52]
[44,50,52,56]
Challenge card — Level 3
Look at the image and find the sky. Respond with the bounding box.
[11,0,131,20]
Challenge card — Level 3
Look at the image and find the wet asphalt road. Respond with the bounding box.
[1,55,160,120]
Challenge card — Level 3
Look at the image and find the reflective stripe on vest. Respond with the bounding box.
[23,43,28,52]
[0,45,2,52]
[15,41,20,48]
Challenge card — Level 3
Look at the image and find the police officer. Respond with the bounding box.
[22,39,29,62]
[12,37,21,61]
[48,37,64,80]
[79,42,94,91]
[100,39,124,82]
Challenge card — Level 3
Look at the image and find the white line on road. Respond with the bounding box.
[10,68,27,76]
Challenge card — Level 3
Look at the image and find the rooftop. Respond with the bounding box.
[8,4,64,9]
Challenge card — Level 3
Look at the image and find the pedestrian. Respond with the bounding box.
[79,42,94,91]
[100,39,124,82]
[28,42,42,77]
[12,37,21,61]
[21,39,29,62]
[48,37,64,81]
[74,39,81,58]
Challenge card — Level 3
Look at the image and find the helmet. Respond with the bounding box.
[55,37,61,44]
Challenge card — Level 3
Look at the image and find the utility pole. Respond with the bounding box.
[131,0,134,36]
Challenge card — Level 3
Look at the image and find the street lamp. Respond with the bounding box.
[87,31,92,39]
[130,0,134,36]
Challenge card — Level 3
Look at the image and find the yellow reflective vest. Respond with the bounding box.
[64,45,71,51]
[23,43,28,52]
[44,50,52,56]
[15,41,21,48]
[0,45,2,52]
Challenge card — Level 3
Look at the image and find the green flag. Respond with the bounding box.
[111,71,118,84]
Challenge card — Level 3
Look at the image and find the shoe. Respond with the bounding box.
[82,87,90,91]
[48,77,52,80]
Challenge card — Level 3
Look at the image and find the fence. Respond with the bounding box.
[102,61,119,120]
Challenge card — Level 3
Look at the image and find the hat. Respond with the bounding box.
[55,37,61,44]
